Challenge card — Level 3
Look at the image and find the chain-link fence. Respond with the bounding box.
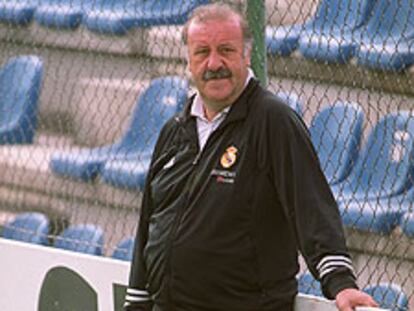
[0,0,414,309]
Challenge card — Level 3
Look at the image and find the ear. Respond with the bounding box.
[185,53,193,79]
[246,56,251,67]
[185,56,191,75]
[244,44,252,66]
[245,48,252,66]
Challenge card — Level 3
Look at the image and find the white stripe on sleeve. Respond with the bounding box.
[126,288,149,296]
[316,255,354,279]
[125,294,151,302]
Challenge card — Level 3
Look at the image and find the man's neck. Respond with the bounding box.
[202,99,231,121]
[192,68,255,122]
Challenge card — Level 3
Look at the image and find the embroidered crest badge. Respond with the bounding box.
[220,146,238,169]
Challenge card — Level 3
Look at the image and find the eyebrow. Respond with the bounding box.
[192,41,239,49]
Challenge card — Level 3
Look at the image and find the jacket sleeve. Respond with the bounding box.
[266,106,358,299]
[124,118,178,311]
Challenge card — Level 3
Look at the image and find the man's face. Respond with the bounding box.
[187,16,251,109]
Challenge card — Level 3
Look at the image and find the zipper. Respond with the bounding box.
[162,119,200,309]
[163,118,233,308]
[192,149,203,165]
[163,149,199,310]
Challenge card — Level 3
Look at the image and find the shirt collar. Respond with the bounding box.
[190,68,255,121]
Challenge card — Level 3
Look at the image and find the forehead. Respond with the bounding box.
[187,16,243,46]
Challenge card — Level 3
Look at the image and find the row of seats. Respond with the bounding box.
[0,55,43,144]
[3,0,413,72]
[266,0,414,71]
[287,97,414,236]
[1,212,134,261]
[298,272,409,311]
[0,0,208,35]
[50,75,189,188]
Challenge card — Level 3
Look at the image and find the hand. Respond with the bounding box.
[335,288,378,311]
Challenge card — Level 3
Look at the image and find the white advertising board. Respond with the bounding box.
[0,238,388,311]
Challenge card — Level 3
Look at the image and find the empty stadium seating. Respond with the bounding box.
[309,101,364,185]
[54,224,104,255]
[0,55,43,144]
[339,186,414,234]
[82,0,142,35]
[363,283,409,311]
[50,76,189,182]
[111,236,134,261]
[34,0,85,30]
[331,111,414,233]
[266,24,305,56]
[331,111,414,203]
[341,201,406,235]
[267,0,414,72]
[355,0,414,71]
[100,153,151,190]
[0,0,36,26]
[2,212,50,245]
[266,0,375,63]
[341,196,408,235]
[83,0,209,35]
[296,0,374,63]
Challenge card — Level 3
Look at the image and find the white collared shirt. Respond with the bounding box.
[190,68,255,151]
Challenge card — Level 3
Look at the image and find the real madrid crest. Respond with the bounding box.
[220,146,238,169]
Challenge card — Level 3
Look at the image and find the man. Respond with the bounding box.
[124,3,378,311]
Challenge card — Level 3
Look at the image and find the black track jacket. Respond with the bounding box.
[124,79,358,311]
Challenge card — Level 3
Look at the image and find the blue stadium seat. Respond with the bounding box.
[355,0,414,71]
[276,91,303,116]
[0,55,43,144]
[340,191,411,234]
[363,283,409,311]
[266,24,305,57]
[331,111,414,203]
[0,0,36,26]
[309,102,364,185]
[2,212,50,245]
[297,0,375,63]
[83,0,209,36]
[82,0,139,35]
[297,272,323,297]
[34,0,89,30]
[50,76,188,182]
[112,236,134,261]
[54,224,104,255]
[100,153,151,190]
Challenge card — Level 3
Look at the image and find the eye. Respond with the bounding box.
[219,46,236,55]
[193,48,209,56]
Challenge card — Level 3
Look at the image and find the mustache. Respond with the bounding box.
[202,68,232,81]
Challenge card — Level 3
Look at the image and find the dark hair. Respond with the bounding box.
[182,3,253,50]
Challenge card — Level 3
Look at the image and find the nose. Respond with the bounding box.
[206,51,223,71]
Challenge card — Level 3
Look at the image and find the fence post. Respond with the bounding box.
[246,0,267,86]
